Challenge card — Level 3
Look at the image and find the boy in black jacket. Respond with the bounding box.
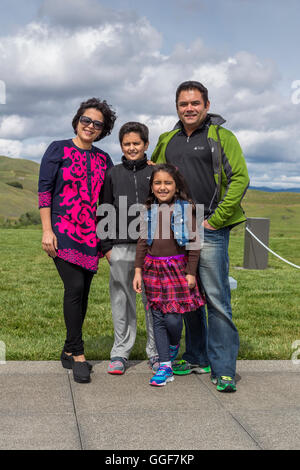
[99,122,158,374]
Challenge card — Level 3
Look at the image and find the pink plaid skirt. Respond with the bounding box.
[142,254,205,314]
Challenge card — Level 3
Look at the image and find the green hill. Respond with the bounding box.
[0,155,39,221]
[232,189,300,238]
[1,154,300,234]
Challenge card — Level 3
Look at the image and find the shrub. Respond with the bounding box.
[18,210,41,226]
[6,181,23,189]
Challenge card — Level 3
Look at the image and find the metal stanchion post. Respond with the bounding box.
[243,217,270,269]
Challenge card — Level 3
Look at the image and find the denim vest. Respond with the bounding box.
[145,200,191,247]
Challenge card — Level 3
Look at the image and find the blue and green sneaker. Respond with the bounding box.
[149,365,174,387]
[173,360,211,376]
[216,376,236,392]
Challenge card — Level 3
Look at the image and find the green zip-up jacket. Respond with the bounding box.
[151,114,250,229]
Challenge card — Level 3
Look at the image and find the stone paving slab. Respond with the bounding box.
[0,361,66,375]
[77,410,260,450]
[0,360,299,450]
[198,371,300,411]
[71,369,218,413]
[0,374,73,414]
[233,409,300,450]
[0,412,81,450]
[231,360,298,372]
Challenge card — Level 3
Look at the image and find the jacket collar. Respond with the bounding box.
[173,113,226,133]
[122,154,148,170]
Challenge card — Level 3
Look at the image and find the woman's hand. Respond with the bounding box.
[186,274,196,289]
[105,250,112,264]
[42,229,58,258]
[133,268,143,293]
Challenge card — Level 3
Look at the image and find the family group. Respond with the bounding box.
[38,81,249,392]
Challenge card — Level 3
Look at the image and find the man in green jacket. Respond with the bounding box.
[151,81,249,392]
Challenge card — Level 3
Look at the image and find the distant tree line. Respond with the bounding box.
[0,210,41,228]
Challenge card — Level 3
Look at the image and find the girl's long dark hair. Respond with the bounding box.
[145,163,195,210]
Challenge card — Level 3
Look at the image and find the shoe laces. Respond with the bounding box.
[174,359,186,365]
[109,360,124,368]
[156,365,171,375]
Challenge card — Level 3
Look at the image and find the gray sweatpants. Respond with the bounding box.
[109,244,157,360]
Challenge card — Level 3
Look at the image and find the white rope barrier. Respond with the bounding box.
[245,226,300,269]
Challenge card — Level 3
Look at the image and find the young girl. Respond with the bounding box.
[133,164,205,386]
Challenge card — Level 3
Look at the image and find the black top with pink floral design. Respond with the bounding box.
[38,139,114,272]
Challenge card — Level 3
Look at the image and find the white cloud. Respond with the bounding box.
[0,1,299,188]
[236,129,292,158]
[0,139,22,158]
[0,115,33,139]
[248,168,300,189]
[192,61,229,89]
[0,15,162,96]
[38,0,138,29]
[0,139,47,160]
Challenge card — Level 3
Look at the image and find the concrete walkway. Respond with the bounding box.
[0,360,299,450]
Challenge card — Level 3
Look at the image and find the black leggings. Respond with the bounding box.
[54,257,94,356]
[152,310,183,362]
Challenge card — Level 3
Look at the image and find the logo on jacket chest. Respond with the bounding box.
[193,146,205,151]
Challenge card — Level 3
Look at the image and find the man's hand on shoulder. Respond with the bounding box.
[147,160,156,166]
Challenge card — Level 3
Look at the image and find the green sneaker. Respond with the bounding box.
[173,360,211,376]
[216,376,236,393]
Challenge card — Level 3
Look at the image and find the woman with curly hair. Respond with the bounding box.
[38,98,117,383]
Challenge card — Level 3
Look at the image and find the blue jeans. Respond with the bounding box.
[183,227,239,378]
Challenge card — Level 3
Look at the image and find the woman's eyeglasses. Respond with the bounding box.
[79,115,104,131]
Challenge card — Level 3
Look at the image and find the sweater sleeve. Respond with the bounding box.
[97,169,114,255]
[38,141,62,208]
[207,130,249,229]
[135,237,148,269]
[151,130,179,164]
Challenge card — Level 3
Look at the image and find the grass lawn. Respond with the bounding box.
[0,224,299,361]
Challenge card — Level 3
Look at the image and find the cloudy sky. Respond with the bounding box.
[0,0,300,188]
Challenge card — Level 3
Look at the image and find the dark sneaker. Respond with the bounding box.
[61,350,93,371]
[71,358,91,384]
[216,376,236,392]
[173,359,211,376]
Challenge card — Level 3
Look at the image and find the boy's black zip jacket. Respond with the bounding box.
[98,154,153,255]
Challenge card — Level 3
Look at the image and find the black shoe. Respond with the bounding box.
[60,351,93,371]
[71,357,91,384]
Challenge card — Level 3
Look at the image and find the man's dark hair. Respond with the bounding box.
[175,81,209,107]
[119,122,149,145]
[72,97,117,141]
